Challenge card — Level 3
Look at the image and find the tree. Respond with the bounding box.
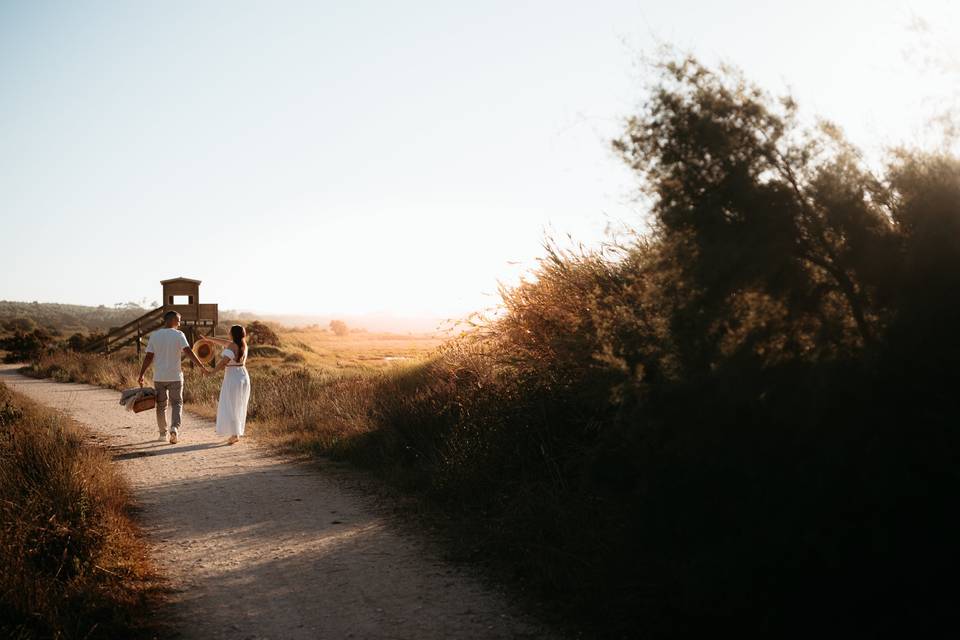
[65,332,102,351]
[329,320,349,336]
[66,332,86,351]
[247,320,281,346]
[882,151,960,376]
[0,328,53,363]
[613,57,894,368]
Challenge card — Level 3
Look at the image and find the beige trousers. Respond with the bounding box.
[154,380,183,435]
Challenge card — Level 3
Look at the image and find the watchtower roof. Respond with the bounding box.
[160,277,202,285]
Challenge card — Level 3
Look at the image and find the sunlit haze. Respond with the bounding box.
[2,1,958,324]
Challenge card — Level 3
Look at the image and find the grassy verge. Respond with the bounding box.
[0,382,164,639]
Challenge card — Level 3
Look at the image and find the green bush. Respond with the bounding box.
[0,328,55,363]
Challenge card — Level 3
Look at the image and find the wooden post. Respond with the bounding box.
[136,324,142,358]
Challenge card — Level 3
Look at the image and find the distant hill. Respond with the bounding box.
[0,300,449,336]
[0,300,151,334]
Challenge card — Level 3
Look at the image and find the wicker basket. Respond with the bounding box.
[132,396,156,413]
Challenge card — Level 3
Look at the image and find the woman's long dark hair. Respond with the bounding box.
[230,325,247,363]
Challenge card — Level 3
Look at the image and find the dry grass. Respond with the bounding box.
[269,328,444,374]
[23,337,404,447]
[25,326,442,432]
[0,382,164,639]
[25,349,142,389]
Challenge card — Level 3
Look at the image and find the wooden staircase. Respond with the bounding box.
[85,307,166,355]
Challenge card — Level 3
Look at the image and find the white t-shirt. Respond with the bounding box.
[146,328,189,382]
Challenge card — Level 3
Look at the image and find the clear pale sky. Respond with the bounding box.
[1,1,957,319]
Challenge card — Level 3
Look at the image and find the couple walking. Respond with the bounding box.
[137,310,251,444]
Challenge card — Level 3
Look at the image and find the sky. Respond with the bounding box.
[1,0,958,322]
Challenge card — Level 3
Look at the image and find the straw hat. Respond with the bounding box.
[192,338,214,360]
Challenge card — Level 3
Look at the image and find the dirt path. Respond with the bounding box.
[0,365,552,640]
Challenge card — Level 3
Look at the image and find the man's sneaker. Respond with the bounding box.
[169,432,179,444]
[157,433,167,442]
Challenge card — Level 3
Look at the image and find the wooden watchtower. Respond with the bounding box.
[87,277,219,355]
[160,277,219,343]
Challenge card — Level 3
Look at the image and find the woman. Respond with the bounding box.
[203,326,251,444]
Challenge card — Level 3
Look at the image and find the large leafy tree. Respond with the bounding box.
[613,58,897,370]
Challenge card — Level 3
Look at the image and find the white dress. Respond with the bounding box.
[216,348,251,437]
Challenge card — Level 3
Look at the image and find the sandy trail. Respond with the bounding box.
[0,365,551,640]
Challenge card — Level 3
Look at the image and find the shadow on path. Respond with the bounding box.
[113,441,230,460]
[112,439,169,449]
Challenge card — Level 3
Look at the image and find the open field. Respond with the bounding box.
[261,327,445,373]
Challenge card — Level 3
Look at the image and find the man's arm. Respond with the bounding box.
[183,346,210,373]
[137,353,154,387]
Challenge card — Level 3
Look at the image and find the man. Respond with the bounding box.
[137,311,209,444]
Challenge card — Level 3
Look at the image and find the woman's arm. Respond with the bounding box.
[213,356,230,373]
